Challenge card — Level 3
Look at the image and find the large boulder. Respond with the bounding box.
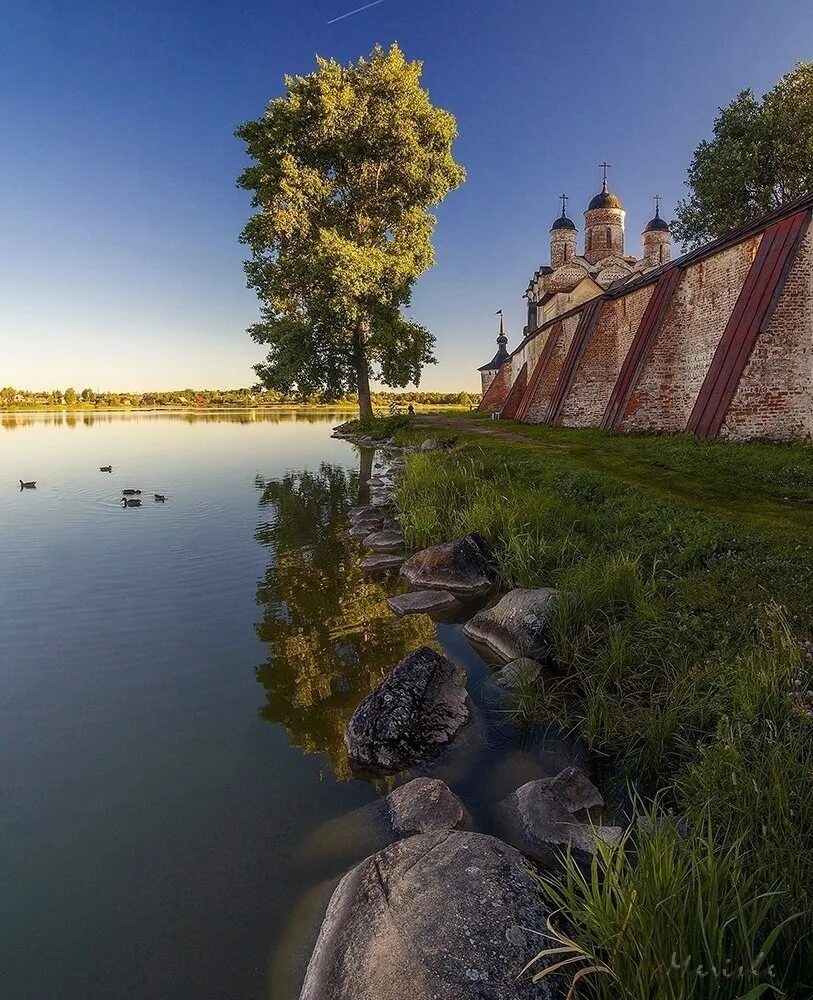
[344,647,468,771]
[387,777,464,835]
[400,533,494,595]
[464,588,557,662]
[300,830,559,1000]
[498,766,622,858]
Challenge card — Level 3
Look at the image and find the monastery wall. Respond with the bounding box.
[722,227,813,440]
[559,284,655,427]
[481,208,813,441]
[619,236,759,433]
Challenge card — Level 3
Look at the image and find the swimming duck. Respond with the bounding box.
[154,494,166,502]
[99,465,113,473]
[121,497,142,507]
[122,489,142,496]
[19,480,36,489]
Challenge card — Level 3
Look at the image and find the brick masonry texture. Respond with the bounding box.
[490,215,812,440]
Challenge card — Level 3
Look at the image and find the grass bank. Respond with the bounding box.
[379,416,813,997]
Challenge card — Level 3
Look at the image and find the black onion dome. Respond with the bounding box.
[551,213,577,231]
[588,189,624,210]
[644,211,670,233]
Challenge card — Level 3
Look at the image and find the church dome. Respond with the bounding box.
[644,210,670,232]
[551,213,576,231]
[588,188,623,210]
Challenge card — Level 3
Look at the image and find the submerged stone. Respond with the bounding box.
[400,533,494,595]
[387,590,458,617]
[499,766,622,858]
[464,588,557,662]
[344,646,468,771]
[360,553,403,571]
[387,777,464,835]
[299,830,560,1000]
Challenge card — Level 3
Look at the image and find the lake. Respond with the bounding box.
[0,410,581,999]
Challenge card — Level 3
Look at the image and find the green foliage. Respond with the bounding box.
[674,61,813,248]
[394,424,813,989]
[235,44,465,415]
[528,801,795,999]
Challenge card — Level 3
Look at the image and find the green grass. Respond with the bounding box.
[388,423,813,995]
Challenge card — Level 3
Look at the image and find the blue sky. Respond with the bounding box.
[1,0,810,392]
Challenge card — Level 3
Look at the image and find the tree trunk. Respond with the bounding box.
[354,320,373,422]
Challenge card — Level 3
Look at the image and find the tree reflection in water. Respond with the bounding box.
[254,457,436,779]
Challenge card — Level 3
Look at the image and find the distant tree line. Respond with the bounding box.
[0,386,478,410]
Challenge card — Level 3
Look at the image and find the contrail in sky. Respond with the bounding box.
[327,0,388,24]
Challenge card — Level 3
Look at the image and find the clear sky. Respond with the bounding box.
[1,0,810,392]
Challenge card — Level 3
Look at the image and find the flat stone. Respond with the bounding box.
[387,777,464,834]
[463,588,557,662]
[499,766,622,858]
[387,590,458,617]
[299,831,560,1000]
[349,520,383,539]
[366,477,392,488]
[364,528,405,552]
[349,505,380,522]
[344,646,468,771]
[361,554,404,571]
[400,533,494,595]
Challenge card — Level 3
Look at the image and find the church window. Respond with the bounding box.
[606,227,612,247]
[563,244,568,261]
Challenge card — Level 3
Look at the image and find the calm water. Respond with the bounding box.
[0,411,581,999]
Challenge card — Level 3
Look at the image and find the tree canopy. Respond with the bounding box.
[236,44,465,418]
[673,61,813,248]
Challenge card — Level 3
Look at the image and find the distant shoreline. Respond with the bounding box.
[0,403,470,415]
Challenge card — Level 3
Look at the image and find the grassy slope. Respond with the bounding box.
[391,415,813,997]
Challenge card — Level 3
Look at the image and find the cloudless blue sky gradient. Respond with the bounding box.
[1,0,811,390]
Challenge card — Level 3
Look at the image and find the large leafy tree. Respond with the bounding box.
[236,44,465,419]
[673,61,813,249]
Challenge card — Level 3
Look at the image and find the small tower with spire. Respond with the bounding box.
[550,194,578,269]
[478,312,510,395]
[642,195,671,268]
[583,162,626,264]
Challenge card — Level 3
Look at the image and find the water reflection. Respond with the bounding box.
[0,407,357,430]
[253,457,435,779]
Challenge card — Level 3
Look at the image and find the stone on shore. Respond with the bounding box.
[344,646,468,771]
[387,777,464,835]
[364,528,405,552]
[499,766,622,858]
[387,590,458,617]
[400,533,494,595]
[299,830,560,1000]
[482,658,543,705]
[463,588,557,662]
[361,553,404,571]
[419,438,438,452]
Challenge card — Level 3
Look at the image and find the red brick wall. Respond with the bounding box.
[477,360,514,412]
[500,362,528,420]
[618,236,761,433]
[559,285,654,427]
[722,223,813,440]
[520,312,582,423]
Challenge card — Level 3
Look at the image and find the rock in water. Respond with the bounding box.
[299,830,559,1000]
[349,519,382,539]
[482,658,543,705]
[364,528,405,552]
[419,438,438,451]
[344,647,468,771]
[387,777,464,834]
[464,588,557,662]
[499,766,622,858]
[387,590,458,617]
[400,533,494,595]
[360,553,403,571]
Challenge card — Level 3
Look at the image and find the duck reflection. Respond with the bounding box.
[254,458,435,779]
